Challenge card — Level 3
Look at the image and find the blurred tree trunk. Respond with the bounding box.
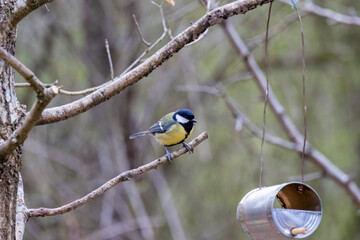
[0,0,25,238]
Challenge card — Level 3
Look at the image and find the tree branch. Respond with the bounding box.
[0,47,58,160]
[1,0,53,39]
[36,0,273,125]
[26,132,209,218]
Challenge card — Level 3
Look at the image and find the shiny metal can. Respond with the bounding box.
[237,182,322,239]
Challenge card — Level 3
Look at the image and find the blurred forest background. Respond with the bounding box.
[14,0,360,239]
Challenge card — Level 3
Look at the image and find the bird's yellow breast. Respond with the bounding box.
[154,124,193,146]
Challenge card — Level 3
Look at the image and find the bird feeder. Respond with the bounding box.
[237,182,322,239]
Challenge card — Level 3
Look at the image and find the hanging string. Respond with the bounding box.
[259,2,273,189]
[290,0,307,183]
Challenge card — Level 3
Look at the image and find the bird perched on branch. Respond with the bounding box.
[129,109,197,162]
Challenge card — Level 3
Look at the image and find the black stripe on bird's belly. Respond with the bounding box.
[182,122,194,135]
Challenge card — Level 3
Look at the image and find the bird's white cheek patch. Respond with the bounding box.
[176,114,189,124]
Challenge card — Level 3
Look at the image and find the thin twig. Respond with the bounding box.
[27,132,208,218]
[120,3,170,76]
[132,14,151,47]
[15,82,107,97]
[105,39,115,80]
[14,82,32,88]
[151,1,168,33]
[59,86,103,96]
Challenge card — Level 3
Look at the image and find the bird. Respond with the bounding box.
[129,109,197,162]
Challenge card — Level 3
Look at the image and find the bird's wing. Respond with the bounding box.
[147,121,167,134]
[148,112,175,134]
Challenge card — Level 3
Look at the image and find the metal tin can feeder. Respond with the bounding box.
[237,182,322,239]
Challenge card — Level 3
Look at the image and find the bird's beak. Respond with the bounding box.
[192,119,197,123]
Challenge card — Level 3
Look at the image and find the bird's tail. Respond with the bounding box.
[129,131,150,139]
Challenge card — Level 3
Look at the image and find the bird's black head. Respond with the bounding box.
[173,109,197,133]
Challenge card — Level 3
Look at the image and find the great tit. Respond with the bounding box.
[129,109,197,162]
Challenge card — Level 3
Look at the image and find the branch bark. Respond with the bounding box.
[36,0,274,125]
[15,174,27,240]
[0,0,53,40]
[27,132,208,218]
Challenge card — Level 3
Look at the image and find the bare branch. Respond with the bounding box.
[0,47,45,94]
[299,1,360,26]
[105,39,115,80]
[58,86,102,96]
[36,0,274,125]
[132,14,151,47]
[26,132,209,218]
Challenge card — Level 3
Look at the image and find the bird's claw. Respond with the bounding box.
[164,147,173,163]
[183,142,193,153]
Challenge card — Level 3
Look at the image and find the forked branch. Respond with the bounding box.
[0,47,58,161]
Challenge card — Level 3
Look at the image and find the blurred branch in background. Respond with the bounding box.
[26,132,208,218]
[284,0,360,26]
